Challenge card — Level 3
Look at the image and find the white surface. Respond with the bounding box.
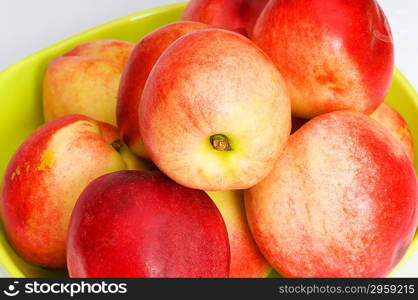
[0,0,417,277]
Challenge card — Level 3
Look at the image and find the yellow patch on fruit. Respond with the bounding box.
[397,125,411,138]
[11,167,21,180]
[37,149,55,171]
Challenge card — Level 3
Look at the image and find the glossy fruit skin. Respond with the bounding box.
[181,0,269,36]
[117,21,210,158]
[252,0,394,118]
[43,40,134,125]
[139,28,290,191]
[245,111,418,277]
[1,115,130,268]
[291,116,308,134]
[67,170,230,278]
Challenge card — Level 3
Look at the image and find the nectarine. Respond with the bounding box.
[43,40,134,125]
[252,0,394,118]
[245,111,418,277]
[207,191,270,277]
[140,29,291,190]
[117,21,210,158]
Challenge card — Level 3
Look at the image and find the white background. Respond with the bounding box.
[0,0,418,277]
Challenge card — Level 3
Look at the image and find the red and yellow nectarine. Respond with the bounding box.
[1,115,142,268]
[140,29,291,190]
[245,111,418,277]
[67,171,230,277]
[370,102,414,162]
[252,0,394,118]
[117,21,210,158]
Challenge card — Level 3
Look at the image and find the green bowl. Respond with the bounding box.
[0,2,417,278]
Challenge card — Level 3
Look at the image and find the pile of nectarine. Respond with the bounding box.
[1,0,417,278]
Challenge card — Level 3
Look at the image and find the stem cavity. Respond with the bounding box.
[210,134,233,151]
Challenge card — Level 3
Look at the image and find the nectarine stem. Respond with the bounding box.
[210,134,232,151]
[111,139,123,152]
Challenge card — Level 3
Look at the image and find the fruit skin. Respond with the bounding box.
[207,191,270,277]
[140,29,291,191]
[106,152,266,277]
[181,0,269,36]
[67,170,230,278]
[370,102,414,162]
[117,21,210,158]
[1,115,143,269]
[43,40,134,125]
[245,111,418,277]
[252,0,394,118]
